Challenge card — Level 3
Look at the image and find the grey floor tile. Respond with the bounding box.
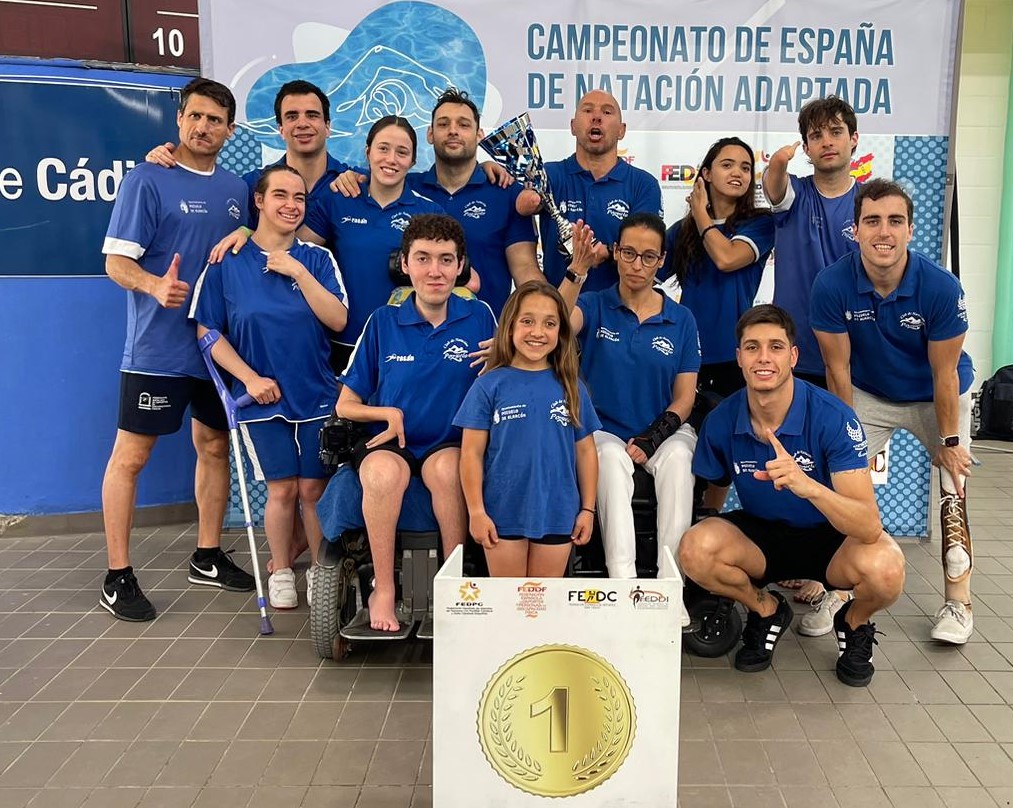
[236,702,296,740]
[0,740,80,787]
[154,740,228,787]
[25,788,91,808]
[90,703,160,742]
[168,668,230,701]
[208,740,277,786]
[679,740,724,786]
[260,740,326,787]
[77,786,145,808]
[284,702,343,741]
[953,742,1013,787]
[676,785,733,807]
[832,786,892,807]
[746,704,805,741]
[214,668,272,702]
[246,786,309,808]
[855,740,929,786]
[100,740,180,787]
[138,787,203,808]
[907,742,980,787]
[312,739,375,786]
[0,703,70,741]
[727,785,785,807]
[258,668,315,702]
[924,704,993,742]
[765,741,827,786]
[380,702,431,741]
[48,740,131,787]
[363,740,424,786]
[883,704,947,743]
[331,702,389,741]
[935,787,1000,807]
[188,702,252,741]
[190,785,254,808]
[715,739,774,786]
[135,703,206,742]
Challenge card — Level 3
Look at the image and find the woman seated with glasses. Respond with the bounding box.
[558,212,701,578]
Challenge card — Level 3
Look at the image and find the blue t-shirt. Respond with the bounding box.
[767,174,859,376]
[190,239,346,423]
[454,367,601,538]
[576,286,701,440]
[810,250,974,402]
[340,293,497,457]
[303,183,446,343]
[242,154,354,230]
[693,378,869,528]
[540,155,664,291]
[662,214,775,364]
[103,162,248,377]
[410,166,537,315]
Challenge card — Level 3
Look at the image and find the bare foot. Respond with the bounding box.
[267,534,310,574]
[368,588,401,631]
[794,581,825,603]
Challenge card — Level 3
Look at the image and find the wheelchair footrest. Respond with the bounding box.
[415,613,434,639]
[339,608,414,640]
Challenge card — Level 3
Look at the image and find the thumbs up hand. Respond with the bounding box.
[753,428,817,498]
[153,253,190,308]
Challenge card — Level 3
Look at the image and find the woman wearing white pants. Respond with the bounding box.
[559,212,701,577]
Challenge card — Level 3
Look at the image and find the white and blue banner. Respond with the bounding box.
[200,0,962,260]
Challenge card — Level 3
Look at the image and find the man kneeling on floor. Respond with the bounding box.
[679,305,905,686]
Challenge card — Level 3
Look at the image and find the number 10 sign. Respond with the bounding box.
[434,546,683,806]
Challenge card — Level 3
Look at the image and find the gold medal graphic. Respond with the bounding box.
[477,644,636,797]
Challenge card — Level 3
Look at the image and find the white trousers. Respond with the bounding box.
[594,426,697,578]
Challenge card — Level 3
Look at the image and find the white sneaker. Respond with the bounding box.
[930,600,973,644]
[306,565,316,607]
[268,568,298,609]
[797,590,852,637]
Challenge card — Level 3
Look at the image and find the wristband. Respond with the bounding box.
[564,268,588,285]
[939,435,960,447]
[239,226,253,237]
[699,224,719,238]
[631,411,683,459]
[580,507,596,515]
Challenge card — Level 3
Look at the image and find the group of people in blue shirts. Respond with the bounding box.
[102,76,977,688]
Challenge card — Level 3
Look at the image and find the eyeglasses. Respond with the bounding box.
[616,245,663,270]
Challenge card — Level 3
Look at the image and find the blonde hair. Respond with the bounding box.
[488,281,583,426]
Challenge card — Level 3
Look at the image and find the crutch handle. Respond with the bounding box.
[198,329,255,429]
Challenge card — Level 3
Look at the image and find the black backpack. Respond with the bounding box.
[975,365,1013,441]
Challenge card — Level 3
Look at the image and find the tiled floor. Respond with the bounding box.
[1,442,1012,807]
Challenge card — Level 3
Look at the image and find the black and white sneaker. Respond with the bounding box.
[100,569,156,622]
[834,599,879,687]
[188,548,256,592]
[734,590,793,673]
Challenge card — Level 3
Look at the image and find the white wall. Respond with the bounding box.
[951,0,1013,383]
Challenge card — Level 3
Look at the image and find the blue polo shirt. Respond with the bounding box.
[810,250,974,402]
[541,155,663,291]
[103,162,248,378]
[242,153,355,230]
[190,239,346,423]
[454,367,600,538]
[410,166,537,315]
[303,183,446,343]
[694,378,870,528]
[662,214,775,364]
[340,293,497,457]
[576,285,700,440]
[766,174,859,376]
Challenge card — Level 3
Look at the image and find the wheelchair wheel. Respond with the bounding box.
[311,557,358,659]
[683,595,742,658]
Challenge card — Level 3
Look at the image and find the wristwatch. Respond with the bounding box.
[564,268,588,285]
[939,435,960,447]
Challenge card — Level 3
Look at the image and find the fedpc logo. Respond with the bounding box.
[567,589,618,605]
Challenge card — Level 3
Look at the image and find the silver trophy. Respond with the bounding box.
[479,112,576,259]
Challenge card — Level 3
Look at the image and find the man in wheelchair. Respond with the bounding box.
[678,305,905,687]
[332,214,497,631]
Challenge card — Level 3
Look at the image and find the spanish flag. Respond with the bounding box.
[850,153,874,183]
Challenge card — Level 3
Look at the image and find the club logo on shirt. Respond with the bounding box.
[733,460,759,475]
[384,353,415,363]
[899,312,925,331]
[227,198,242,220]
[846,309,875,323]
[390,213,412,232]
[606,199,630,220]
[846,419,868,455]
[442,338,469,363]
[842,220,856,242]
[792,451,816,473]
[463,201,487,220]
[651,336,675,356]
[596,326,620,342]
[957,295,968,323]
[559,200,583,216]
[341,216,367,225]
[549,399,571,427]
[495,404,528,423]
[179,199,208,214]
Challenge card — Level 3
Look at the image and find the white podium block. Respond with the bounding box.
[434,547,683,807]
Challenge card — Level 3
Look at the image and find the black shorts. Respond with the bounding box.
[352,438,460,478]
[715,510,846,587]
[499,534,573,546]
[330,341,355,377]
[118,372,227,435]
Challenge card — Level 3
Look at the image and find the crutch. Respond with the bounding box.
[199,329,274,635]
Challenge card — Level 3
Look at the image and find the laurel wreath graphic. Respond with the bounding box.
[487,675,543,782]
[572,675,626,782]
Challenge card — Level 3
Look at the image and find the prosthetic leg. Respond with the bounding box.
[932,468,974,644]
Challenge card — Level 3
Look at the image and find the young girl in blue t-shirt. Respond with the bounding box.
[455,281,600,577]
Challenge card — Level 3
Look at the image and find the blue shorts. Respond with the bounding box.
[238,417,330,481]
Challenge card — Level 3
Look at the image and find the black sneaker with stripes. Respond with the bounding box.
[834,598,879,687]
[734,590,793,673]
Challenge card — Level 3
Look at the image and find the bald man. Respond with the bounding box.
[537,90,663,292]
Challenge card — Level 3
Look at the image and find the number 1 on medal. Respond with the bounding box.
[530,687,569,752]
